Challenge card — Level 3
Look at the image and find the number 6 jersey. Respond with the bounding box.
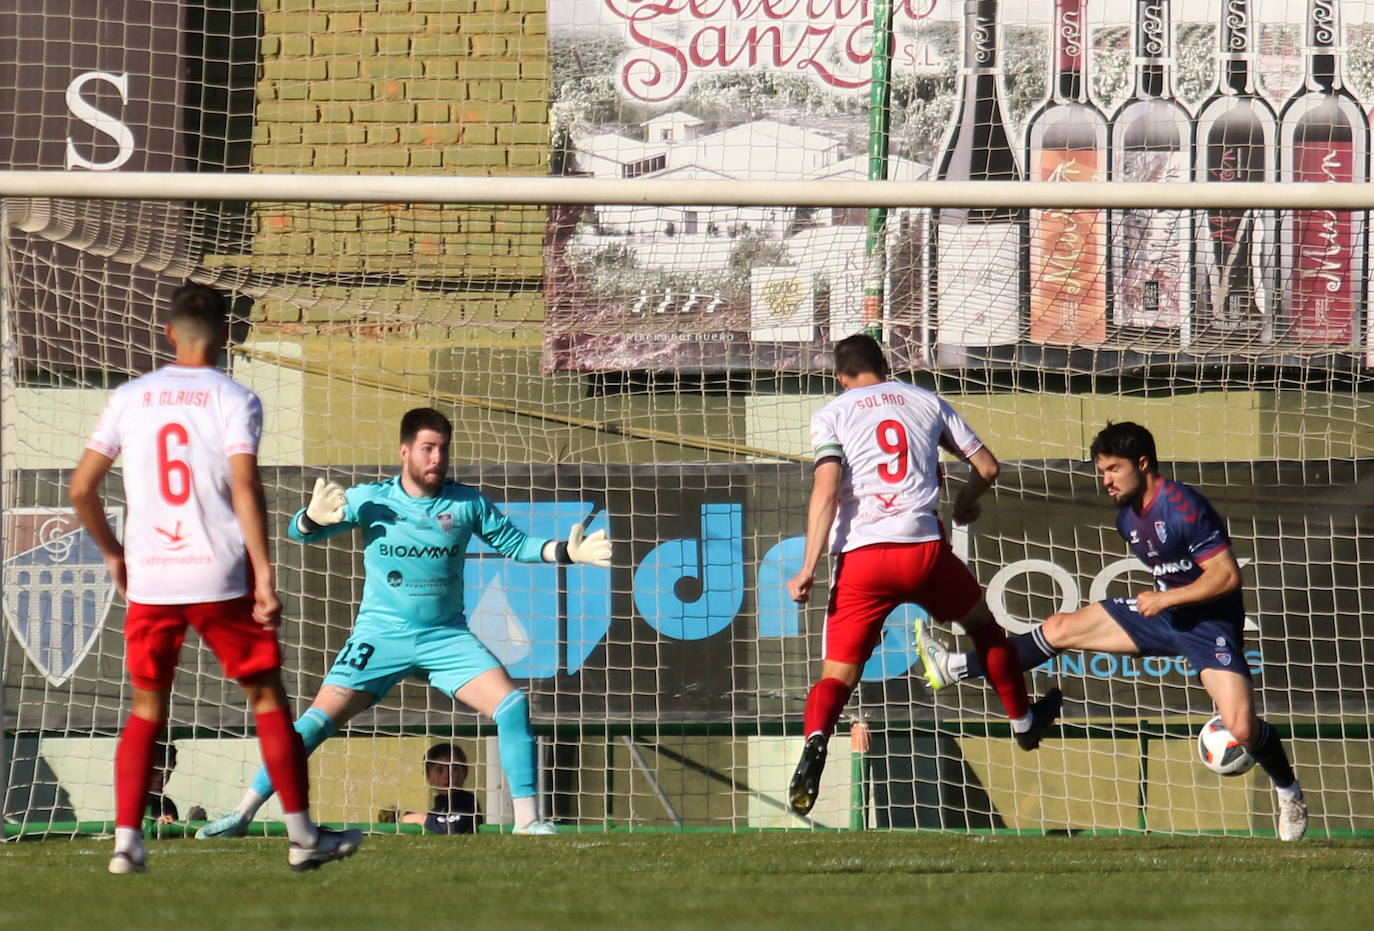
[809,380,984,553]
[86,364,264,604]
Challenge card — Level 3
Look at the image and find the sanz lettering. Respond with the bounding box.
[606,0,940,102]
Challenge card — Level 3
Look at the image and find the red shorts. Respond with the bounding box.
[123,596,282,690]
[823,540,981,666]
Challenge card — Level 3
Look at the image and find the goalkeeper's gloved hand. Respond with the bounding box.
[303,477,346,529]
[564,524,613,568]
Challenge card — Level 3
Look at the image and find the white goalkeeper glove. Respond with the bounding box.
[302,477,346,530]
[564,524,613,569]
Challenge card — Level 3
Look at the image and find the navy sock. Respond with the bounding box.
[1246,718,1298,791]
[963,628,1060,679]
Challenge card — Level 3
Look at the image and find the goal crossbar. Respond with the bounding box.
[0,173,1371,210]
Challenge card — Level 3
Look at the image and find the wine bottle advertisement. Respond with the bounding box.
[1112,151,1189,332]
[544,0,1372,373]
[1291,143,1357,343]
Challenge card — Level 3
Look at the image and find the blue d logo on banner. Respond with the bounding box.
[633,502,744,641]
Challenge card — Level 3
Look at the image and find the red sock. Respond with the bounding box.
[255,707,310,814]
[114,714,160,830]
[971,623,1030,719]
[803,677,853,739]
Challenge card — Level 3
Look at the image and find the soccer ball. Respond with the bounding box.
[1197,715,1256,776]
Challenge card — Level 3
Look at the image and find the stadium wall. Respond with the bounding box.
[8,462,1372,833]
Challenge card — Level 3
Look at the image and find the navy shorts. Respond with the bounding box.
[1100,597,1251,678]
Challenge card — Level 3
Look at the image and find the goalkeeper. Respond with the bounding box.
[199,407,611,837]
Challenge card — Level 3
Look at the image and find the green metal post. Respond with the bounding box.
[863,0,894,340]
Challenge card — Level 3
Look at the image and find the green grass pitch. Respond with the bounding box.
[3,833,1372,929]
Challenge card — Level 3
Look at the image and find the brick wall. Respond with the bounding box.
[247,0,548,338]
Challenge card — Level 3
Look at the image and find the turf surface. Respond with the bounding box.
[2,832,1370,929]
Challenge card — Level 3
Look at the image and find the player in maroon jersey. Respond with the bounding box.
[920,421,1308,840]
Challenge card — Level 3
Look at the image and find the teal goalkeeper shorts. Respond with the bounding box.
[321,623,503,698]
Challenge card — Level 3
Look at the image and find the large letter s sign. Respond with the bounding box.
[66,71,135,170]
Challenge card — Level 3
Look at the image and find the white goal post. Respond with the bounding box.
[4,173,1371,841]
[3,173,1374,208]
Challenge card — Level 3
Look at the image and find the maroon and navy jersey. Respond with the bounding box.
[1115,478,1245,621]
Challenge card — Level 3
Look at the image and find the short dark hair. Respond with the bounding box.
[154,740,178,772]
[168,283,228,342]
[833,333,889,379]
[425,742,467,768]
[1089,421,1158,473]
[400,407,453,445]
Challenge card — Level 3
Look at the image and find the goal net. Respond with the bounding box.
[3,0,1373,839]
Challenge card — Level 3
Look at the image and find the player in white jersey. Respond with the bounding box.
[784,334,1061,816]
[69,283,362,873]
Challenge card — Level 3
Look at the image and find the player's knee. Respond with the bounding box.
[1226,712,1259,746]
[238,670,287,710]
[1040,613,1068,645]
[492,689,529,727]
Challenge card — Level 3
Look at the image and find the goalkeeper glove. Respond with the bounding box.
[300,477,346,531]
[561,524,613,568]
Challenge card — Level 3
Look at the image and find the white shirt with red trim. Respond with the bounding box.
[86,365,263,604]
[809,380,983,553]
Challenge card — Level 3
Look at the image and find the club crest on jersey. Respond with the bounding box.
[1154,521,1168,542]
[3,507,122,687]
[438,512,454,533]
[1214,635,1232,667]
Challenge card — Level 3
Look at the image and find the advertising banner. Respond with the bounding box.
[544,1,1374,373]
[4,461,1370,731]
[341,461,1374,724]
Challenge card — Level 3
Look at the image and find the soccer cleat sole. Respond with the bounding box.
[1015,687,1063,751]
[288,828,364,872]
[788,735,828,817]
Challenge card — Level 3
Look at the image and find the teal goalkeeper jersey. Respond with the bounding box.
[288,475,550,629]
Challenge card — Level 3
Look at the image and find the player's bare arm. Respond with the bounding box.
[229,451,281,627]
[68,448,126,595]
[1134,546,1242,617]
[787,458,841,604]
[951,445,999,526]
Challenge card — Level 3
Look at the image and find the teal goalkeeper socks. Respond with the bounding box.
[492,690,538,799]
[247,706,337,800]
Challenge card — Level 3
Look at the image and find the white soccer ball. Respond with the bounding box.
[1197,715,1256,776]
